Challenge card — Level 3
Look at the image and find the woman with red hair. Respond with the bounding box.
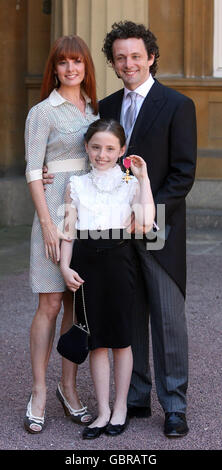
[24,35,98,433]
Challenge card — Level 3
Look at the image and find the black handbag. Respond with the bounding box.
[57,285,90,364]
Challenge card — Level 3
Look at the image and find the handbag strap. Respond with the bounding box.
[73,284,90,335]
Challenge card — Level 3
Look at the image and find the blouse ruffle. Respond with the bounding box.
[69,165,139,230]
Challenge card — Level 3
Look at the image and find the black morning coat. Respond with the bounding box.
[99,79,197,298]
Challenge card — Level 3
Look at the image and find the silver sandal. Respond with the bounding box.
[24,395,45,433]
[56,383,92,424]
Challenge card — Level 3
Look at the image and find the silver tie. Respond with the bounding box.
[124,92,137,138]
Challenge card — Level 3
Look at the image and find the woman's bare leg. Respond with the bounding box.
[111,346,133,425]
[59,290,82,410]
[30,292,63,419]
[88,348,111,427]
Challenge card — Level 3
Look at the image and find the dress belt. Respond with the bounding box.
[47,158,86,173]
[26,158,87,183]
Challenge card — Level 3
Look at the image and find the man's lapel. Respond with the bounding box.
[109,89,124,121]
[127,80,167,154]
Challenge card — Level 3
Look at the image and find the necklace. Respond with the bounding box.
[89,171,124,194]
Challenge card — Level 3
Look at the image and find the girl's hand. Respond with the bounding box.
[61,267,84,292]
[41,222,71,264]
[126,155,148,180]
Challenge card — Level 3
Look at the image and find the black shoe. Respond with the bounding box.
[82,424,107,439]
[127,406,151,418]
[164,412,189,438]
[105,416,129,436]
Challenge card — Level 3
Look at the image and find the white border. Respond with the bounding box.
[213,0,222,77]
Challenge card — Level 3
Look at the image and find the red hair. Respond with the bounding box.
[40,35,98,114]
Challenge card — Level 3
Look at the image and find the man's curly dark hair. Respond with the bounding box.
[102,21,160,77]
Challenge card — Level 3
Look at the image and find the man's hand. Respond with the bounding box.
[126,212,146,234]
[43,165,54,190]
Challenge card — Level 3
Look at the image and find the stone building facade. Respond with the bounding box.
[0,0,222,226]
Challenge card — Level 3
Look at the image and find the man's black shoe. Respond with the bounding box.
[164,412,189,437]
[127,406,151,418]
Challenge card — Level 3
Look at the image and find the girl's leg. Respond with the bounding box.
[88,348,111,427]
[111,346,133,425]
[59,290,82,410]
[30,292,63,418]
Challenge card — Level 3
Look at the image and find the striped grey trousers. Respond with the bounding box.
[128,240,188,413]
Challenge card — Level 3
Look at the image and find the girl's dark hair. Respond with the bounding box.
[84,118,126,147]
[102,21,160,77]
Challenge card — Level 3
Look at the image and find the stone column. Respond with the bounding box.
[0,0,27,175]
[51,0,76,41]
[184,0,214,77]
[26,0,51,108]
[51,0,149,99]
[214,0,222,77]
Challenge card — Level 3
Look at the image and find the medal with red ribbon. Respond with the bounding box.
[123,158,132,183]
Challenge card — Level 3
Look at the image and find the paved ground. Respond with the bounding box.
[0,225,221,453]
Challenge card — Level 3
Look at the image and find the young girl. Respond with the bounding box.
[60,118,155,439]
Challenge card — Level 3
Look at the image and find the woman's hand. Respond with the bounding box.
[41,222,71,264]
[127,155,148,180]
[60,267,84,292]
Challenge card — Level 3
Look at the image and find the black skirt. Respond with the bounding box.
[70,230,137,350]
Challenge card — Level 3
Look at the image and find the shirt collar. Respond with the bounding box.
[48,88,91,107]
[124,74,154,99]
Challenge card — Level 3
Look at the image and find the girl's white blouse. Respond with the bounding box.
[69,165,139,230]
